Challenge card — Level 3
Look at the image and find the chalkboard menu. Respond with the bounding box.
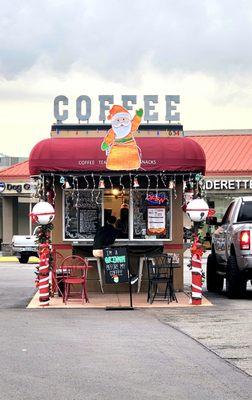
[103,247,129,284]
[64,190,102,239]
[78,208,99,235]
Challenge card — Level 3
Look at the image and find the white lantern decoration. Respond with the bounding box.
[186,198,209,222]
[31,201,55,225]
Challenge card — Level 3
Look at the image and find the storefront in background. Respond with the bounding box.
[0,161,37,254]
[191,131,252,226]
[28,120,205,292]
[205,177,252,221]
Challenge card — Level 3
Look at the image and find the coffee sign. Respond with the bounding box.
[54,95,180,123]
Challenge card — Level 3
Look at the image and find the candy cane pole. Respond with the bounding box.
[30,201,55,306]
[38,243,50,306]
[190,234,204,305]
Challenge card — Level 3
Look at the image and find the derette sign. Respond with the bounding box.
[205,179,252,191]
[54,95,180,123]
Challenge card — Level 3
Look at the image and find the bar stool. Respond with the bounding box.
[86,257,104,293]
[137,256,155,293]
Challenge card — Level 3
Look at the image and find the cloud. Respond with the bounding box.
[1,0,252,81]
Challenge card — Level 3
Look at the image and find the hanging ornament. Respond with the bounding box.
[99,178,105,189]
[169,180,175,190]
[186,198,209,222]
[60,176,65,186]
[65,179,71,189]
[133,177,140,188]
[195,173,202,182]
[30,201,55,225]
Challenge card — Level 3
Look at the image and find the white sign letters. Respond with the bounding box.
[54,95,180,123]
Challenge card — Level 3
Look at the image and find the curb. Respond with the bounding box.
[0,256,39,263]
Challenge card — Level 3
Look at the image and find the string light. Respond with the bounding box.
[83,175,89,189]
[160,172,166,188]
[108,176,113,190]
[173,174,177,199]
[91,173,95,202]
[146,175,150,197]
[51,174,56,206]
[119,175,125,191]
[155,174,159,195]
[74,176,79,209]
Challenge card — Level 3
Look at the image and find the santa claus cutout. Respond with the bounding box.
[101,105,143,170]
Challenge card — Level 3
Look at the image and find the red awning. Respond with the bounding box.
[29,137,205,175]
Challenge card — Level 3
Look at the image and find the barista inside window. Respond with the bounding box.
[92,215,118,258]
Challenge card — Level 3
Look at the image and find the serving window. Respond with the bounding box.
[63,189,172,241]
[131,190,171,240]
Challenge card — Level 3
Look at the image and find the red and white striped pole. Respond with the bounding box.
[186,198,209,305]
[190,234,204,305]
[30,201,55,306]
[191,252,203,305]
[38,243,50,306]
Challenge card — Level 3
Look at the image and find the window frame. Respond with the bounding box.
[63,188,173,242]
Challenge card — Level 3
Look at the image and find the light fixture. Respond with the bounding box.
[112,188,120,196]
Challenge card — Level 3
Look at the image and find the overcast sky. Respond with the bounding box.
[1,0,252,156]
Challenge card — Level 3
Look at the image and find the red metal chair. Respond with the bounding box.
[51,249,64,297]
[60,255,90,304]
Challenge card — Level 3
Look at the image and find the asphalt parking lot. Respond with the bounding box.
[0,259,251,378]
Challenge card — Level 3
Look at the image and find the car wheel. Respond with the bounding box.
[206,253,224,293]
[226,255,246,298]
[19,255,29,264]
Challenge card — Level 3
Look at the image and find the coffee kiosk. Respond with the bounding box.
[29,102,205,292]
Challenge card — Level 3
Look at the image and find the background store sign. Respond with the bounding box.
[54,95,180,123]
[0,182,6,193]
[103,247,129,284]
[205,179,252,191]
[0,182,32,194]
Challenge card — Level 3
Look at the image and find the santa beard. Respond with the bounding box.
[112,123,132,138]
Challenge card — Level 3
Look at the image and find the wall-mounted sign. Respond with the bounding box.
[205,179,252,191]
[0,182,32,194]
[147,206,166,236]
[54,94,180,123]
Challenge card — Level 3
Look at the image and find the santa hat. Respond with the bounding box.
[107,105,130,120]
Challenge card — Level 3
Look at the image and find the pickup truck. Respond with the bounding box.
[12,234,38,263]
[207,196,252,298]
